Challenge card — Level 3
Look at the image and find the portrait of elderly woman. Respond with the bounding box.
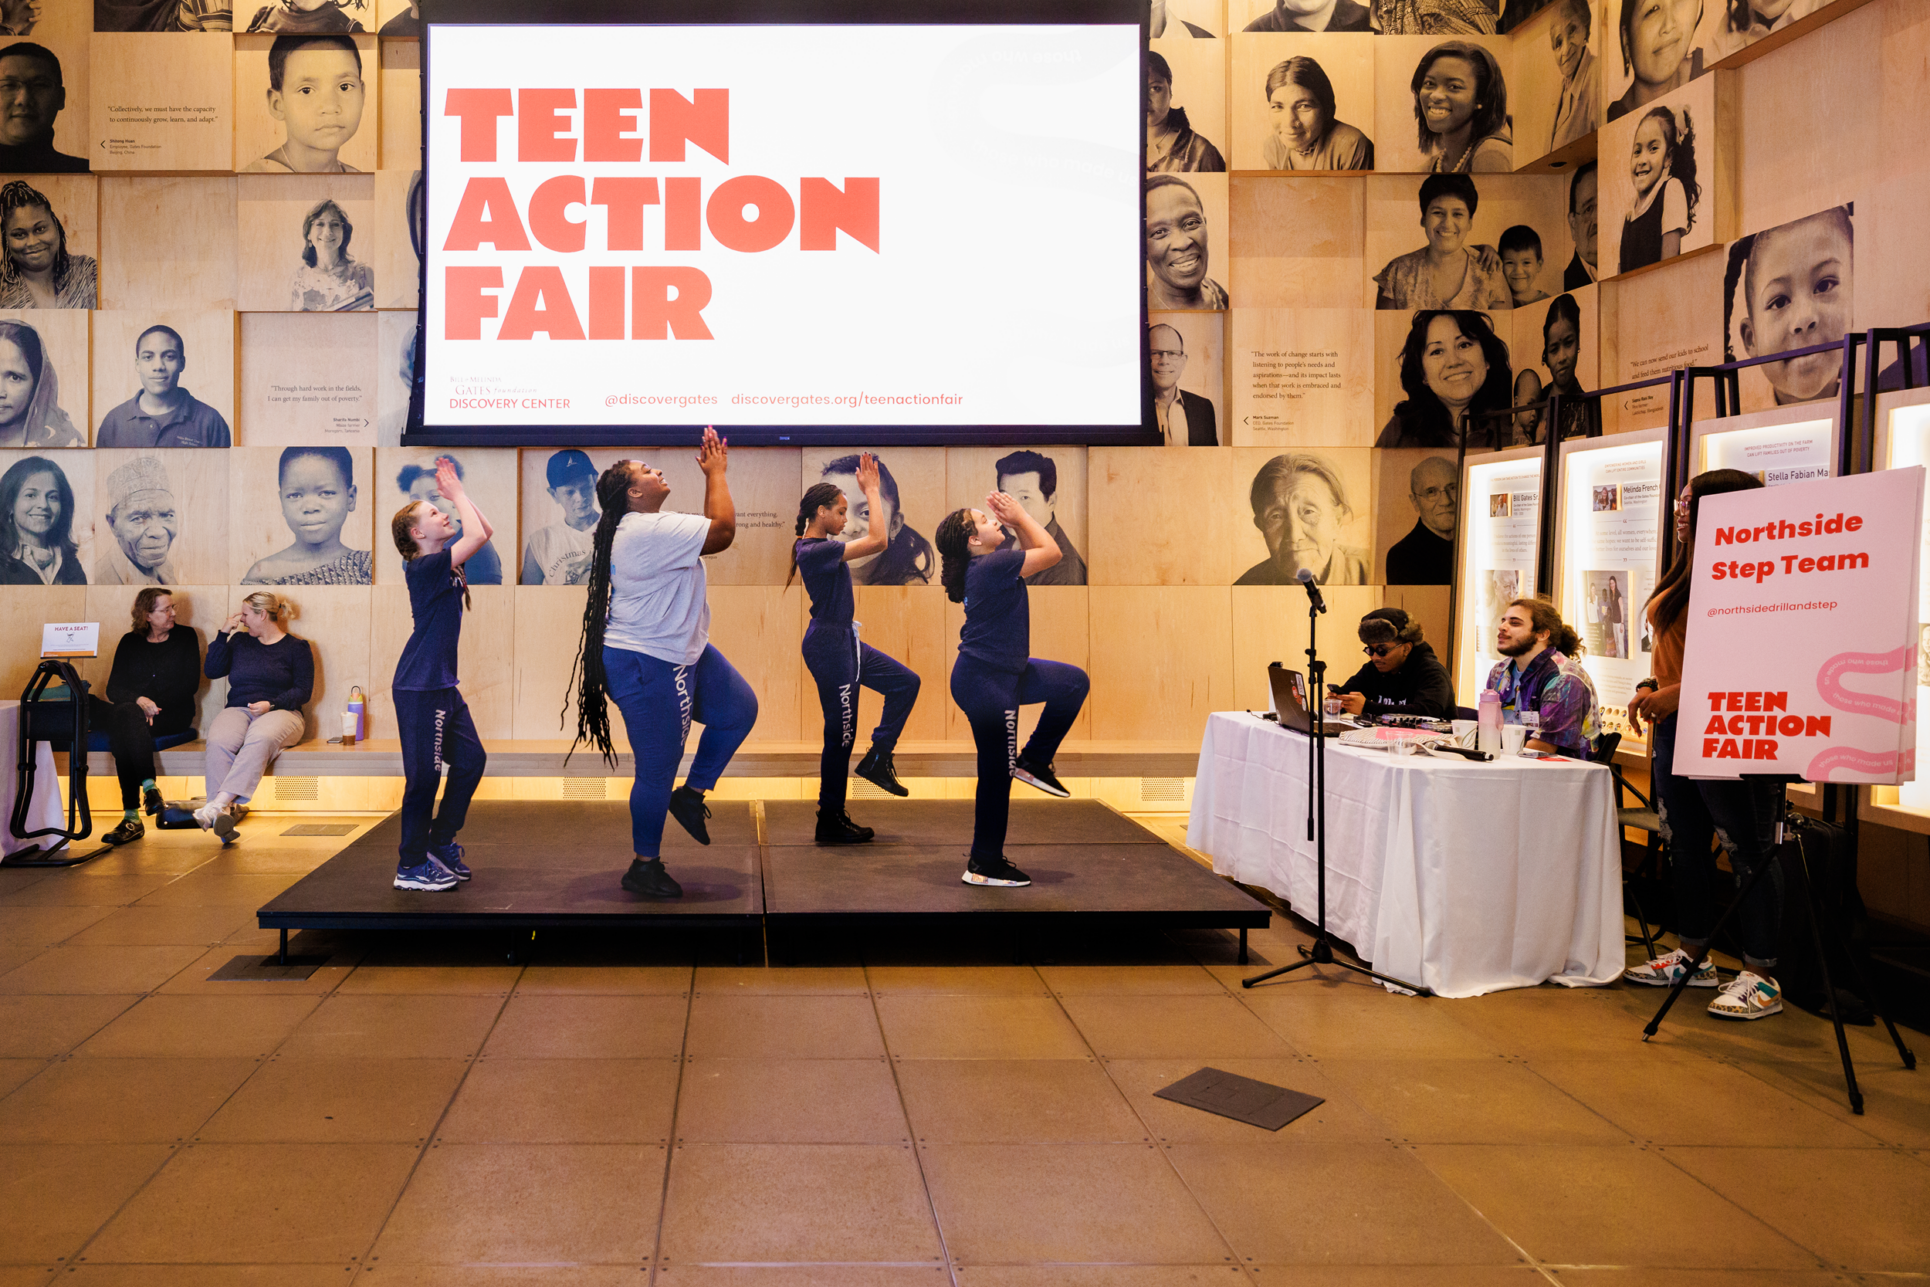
[0,319,79,447]
[1411,41,1511,173]
[1236,453,1368,587]
[0,453,82,584]
[0,180,97,309]
[1378,309,1515,448]
[1373,173,1511,312]
[1145,176,1227,311]
[291,199,374,311]
[94,456,181,585]
[1261,57,1373,171]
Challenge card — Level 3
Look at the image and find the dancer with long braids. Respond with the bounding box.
[935,491,1089,887]
[789,453,922,843]
[564,429,759,898]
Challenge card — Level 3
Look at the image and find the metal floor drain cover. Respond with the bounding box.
[1154,1067,1323,1131]
[280,824,358,837]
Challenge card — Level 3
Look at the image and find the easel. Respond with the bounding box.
[4,657,107,868]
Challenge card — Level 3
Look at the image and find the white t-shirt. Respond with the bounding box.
[604,510,712,665]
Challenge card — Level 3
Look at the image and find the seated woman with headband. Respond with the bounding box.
[198,591,314,841]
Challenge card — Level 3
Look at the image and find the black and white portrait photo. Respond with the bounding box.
[1385,454,1458,584]
[241,445,372,585]
[1724,204,1853,408]
[1701,0,1820,61]
[1373,174,1513,311]
[1148,321,1220,446]
[95,0,232,29]
[0,449,89,584]
[1604,0,1705,125]
[0,317,79,448]
[1378,308,1515,448]
[392,454,503,583]
[522,448,603,585]
[240,34,373,173]
[1147,49,1225,173]
[1146,175,1229,311]
[1562,160,1598,288]
[93,454,179,584]
[289,198,373,311]
[0,179,96,309]
[1230,38,1376,171]
[1237,0,1374,31]
[1544,0,1598,152]
[1151,0,1217,35]
[818,453,936,587]
[0,41,87,172]
[1511,288,1600,442]
[95,323,233,448]
[1237,452,1369,586]
[994,450,1087,586]
[1601,80,1711,276]
[375,0,420,35]
[1373,0,1501,34]
[1410,39,1512,173]
[242,0,368,36]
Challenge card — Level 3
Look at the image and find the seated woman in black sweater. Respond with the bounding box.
[93,588,203,846]
[198,591,314,842]
[1330,608,1456,720]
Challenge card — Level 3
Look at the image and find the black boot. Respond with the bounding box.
[815,811,875,844]
[103,817,144,845]
[667,785,712,845]
[854,742,909,797]
[621,857,683,898]
[142,785,165,817]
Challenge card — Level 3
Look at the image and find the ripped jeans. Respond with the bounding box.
[1651,712,1784,968]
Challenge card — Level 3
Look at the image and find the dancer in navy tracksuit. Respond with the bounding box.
[790,452,922,843]
[935,491,1089,887]
[389,458,491,892]
[566,429,759,899]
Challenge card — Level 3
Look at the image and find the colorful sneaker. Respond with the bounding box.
[1708,971,1783,1020]
[621,857,683,898]
[395,857,458,891]
[429,842,471,881]
[668,786,712,845]
[962,853,1032,887]
[1622,948,1718,988]
[1011,756,1070,798]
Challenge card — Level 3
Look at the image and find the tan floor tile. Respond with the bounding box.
[198,1056,469,1143]
[1625,992,1919,1068]
[62,905,257,947]
[1059,994,1296,1060]
[0,1058,45,1098]
[875,996,1092,1060]
[438,1058,679,1143]
[1240,988,1505,1060]
[657,1270,950,1287]
[1039,965,1228,995]
[0,874,178,906]
[1240,1272,1544,1286]
[0,942,45,980]
[0,1143,171,1263]
[865,966,1050,996]
[514,964,692,994]
[1722,1056,1930,1149]
[1415,1144,1819,1268]
[0,944,203,995]
[894,1059,1148,1143]
[686,995,885,1059]
[89,1142,417,1263]
[1101,1059,1395,1145]
[1314,1058,1628,1145]
[370,1143,665,1265]
[659,1143,940,1264]
[60,1268,351,1286]
[920,1141,1232,1264]
[1660,1146,1930,1272]
[66,847,216,876]
[80,995,320,1057]
[694,966,870,994]
[0,1056,256,1143]
[0,1269,51,1287]
[1529,1054,1885,1147]
[197,849,339,875]
[0,995,140,1058]
[1166,1141,1520,1266]
[337,964,523,994]
[1548,1273,1866,1286]
[277,994,506,1059]
[954,1270,1249,1287]
[1444,987,1677,1059]
[676,1058,908,1143]
[152,945,356,996]
[132,872,301,908]
[483,994,689,1059]
[349,1270,646,1286]
[0,905,118,945]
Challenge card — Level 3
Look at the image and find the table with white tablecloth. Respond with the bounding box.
[0,700,69,857]
[1187,711,1624,998]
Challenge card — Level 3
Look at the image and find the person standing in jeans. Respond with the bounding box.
[199,591,312,842]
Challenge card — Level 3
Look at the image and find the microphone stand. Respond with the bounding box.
[1244,579,1430,996]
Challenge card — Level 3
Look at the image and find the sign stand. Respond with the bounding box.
[1640,778,1916,1114]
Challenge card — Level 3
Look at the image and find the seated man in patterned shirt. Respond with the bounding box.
[1486,596,1600,757]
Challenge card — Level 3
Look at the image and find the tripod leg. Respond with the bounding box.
[1792,840,1863,1114]
[1644,852,1778,1039]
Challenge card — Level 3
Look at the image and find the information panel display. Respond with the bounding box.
[1692,405,1838,487]
[1454,447,1544,703]
[1882,390,1930,807]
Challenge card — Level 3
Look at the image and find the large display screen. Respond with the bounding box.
[417,22,1145,445]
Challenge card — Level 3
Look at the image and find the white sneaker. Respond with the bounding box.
[1708,971,1783,1021]
[1623,948,1718,988]
[191,803,221,831]
[192,803,237,844]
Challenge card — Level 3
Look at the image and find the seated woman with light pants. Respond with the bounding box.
[197,590,313,841]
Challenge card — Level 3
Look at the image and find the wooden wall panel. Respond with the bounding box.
[511,586,590,742]
[236,173,378,313]
[1148,311,1224,447]
[1372,34,1514,174]
[840,585,951,744]
[1601,249,1724,432]
[239,312,379,447]
[1865,0,1930,331]
[89,35,232,172]
[379,38,421,170]
[798,447,942,590]
[370,445,518,586]
[225,584,372,744]
[90,448,228,586]
[376,309,414,446]
[707,586,807,744]
[90,310,237,447]
[227,444,375,585]
[656,447,800,587]
[0,448,96,580]
[943,446,1090,581]
[99,178,237,311]
[233,34,379,175]
[1228,308,1375,448]
[1365,173,1571,311]
[367,583,514,743]
[941,586,1092,745]
[1086,586,1230,743]
[1228,34,1376,173]
[1227,178,1363,310]
[0,309,89,446]
[1230,584,1381,714]
[1087,447,1242,585]
[0,588,85,702]
[371,167,420,310]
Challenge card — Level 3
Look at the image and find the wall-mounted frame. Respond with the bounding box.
[1863,383,1930,832]
[1689,401,1839,488]
[1452,444,1546,706]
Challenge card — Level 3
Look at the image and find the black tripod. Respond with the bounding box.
[1244,574,1430,996]
[1643,777,1915,1114]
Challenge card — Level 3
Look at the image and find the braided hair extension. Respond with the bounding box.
[391,501,471,609]
[785,481,844,589]
[935,508,977,604]
[562,463,638,767]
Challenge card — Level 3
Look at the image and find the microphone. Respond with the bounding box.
[1295,567,1328,614]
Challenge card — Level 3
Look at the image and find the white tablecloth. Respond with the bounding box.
[1187,711,1624,998]
[0,700,67,855]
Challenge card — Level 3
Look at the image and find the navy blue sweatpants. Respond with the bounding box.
[603,643,759,856]
[949,655,1088,860]
[394,688,487,865]
[802,622,920,814]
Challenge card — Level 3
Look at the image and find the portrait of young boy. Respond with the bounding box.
[242,33,369,173]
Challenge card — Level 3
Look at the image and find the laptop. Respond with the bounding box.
[1266,662,1340,735]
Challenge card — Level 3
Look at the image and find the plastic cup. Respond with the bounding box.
[1451,719,1477,746]
[1501,724,1529,755]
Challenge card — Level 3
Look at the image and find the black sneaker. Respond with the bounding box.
[667,786,712,845]
[1011,756,1070,798]
[815,811,875,845]
[142,785,165,817]
[962,853,1031,887]
[621,857,684,898]
[103,817,144,846]
[854,743,909,796]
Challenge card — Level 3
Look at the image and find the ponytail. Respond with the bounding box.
[936,508,976,604]
[785,482,844,589]
[563,464,635,767]
[391,501,470,609]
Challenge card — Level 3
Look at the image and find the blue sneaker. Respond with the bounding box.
[395,857,458,892]
[429,842,471,881]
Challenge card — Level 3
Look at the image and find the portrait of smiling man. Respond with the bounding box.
[1145,175,1227,311]
[96,324,234,449]
[0,42,85,173]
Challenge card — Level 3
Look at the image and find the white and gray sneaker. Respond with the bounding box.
[1708,971,1783,1020]
[1622,948,1718,988]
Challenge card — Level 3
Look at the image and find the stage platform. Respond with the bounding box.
[256,798,1269,955]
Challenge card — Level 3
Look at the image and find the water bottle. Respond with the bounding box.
[1477,689,1503,753]
[346,686,366,741]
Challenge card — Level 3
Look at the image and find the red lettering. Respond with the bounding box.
[518,88,577,162]
[632,267,713,340]
[590,177,660,252]
[1702,738,1722,757]
[664,177,702,251]
[443,177,530,252]
[800,177,881,252]
[587,266,624,340]
[1714,526,1736,545]
[707,175,795,252]
[1745,691,1761,711]
[1717,738,1740,759]
[649,88,729,163]
[1704,715,1728,734]
[1725,691,1743,712]
[444,88,512,162]
[1754,739,1779,759]
[443,266,501,340]
[583,88,642,163]
[1847,515,1863,532]
[1765,692,1787,712]
[1805,716,1833,736]
[497,267,585,340]
[1778,715,1803,737]
[527,176,586,253]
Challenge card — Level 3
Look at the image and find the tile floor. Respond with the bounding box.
[0,815,1926,1285]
